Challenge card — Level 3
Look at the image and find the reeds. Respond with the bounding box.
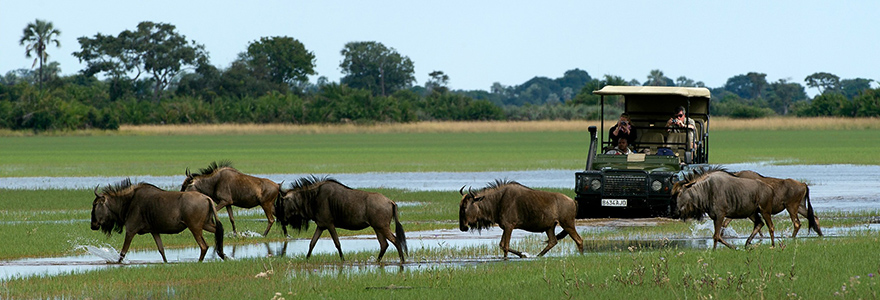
[115,117,880,136]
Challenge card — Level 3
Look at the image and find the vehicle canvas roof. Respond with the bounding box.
[593,86,710,98]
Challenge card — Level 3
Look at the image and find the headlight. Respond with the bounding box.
[651,180,663,192]
[590,179,602,191]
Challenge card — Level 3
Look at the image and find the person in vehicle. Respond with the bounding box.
[666,106,697,158]
[666,106,696,132]
[609,113,637,146]
[605,137,634,155]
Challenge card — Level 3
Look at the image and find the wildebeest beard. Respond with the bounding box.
[96,210,123,236]
[466,218,495,232]
[285,211,311,232]
[461,199,495,232]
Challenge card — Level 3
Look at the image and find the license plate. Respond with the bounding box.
[601,199,627,207]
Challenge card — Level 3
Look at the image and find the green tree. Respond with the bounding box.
[675,76,705,87]
[804,72,840,95]
[19,19,61,90]
[244,36,316,91]
[724,72,768,99]
[840,78,874,99]
[766,79,806,115]
[74,21,208,101]
[853,88,880,117]
[425,70,450,94]
[644,69,673,86]
[339,41,415,96]
[570,74,629,106]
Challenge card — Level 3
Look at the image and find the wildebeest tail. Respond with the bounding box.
[805,186,822,236]
[209,201,227,259]
[555,230,569,241]
[393,203,408,255]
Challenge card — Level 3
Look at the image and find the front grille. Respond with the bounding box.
[604,174,646,196]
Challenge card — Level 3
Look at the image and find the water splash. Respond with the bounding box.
[689,220,741,238]
[689,220,714,237]
[74,244,123,263]
[234,230,264,238]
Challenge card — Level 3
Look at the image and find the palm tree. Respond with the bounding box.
[20,19,61,90]
[645,69,669,86]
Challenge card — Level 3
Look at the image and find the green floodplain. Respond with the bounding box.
[2,127,879,298]
[1,129,878,177]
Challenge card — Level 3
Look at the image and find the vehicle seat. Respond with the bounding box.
[637,132,665,154]
[666,132,693,163]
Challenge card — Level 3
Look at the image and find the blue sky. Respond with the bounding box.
[2,0,877,94]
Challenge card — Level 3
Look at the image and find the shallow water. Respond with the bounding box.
[1,164,879,280]
[3,222,877,281]
[2,164,878,211]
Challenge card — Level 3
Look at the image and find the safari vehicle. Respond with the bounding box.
[574,86,710,218]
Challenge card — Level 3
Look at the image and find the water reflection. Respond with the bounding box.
[6,222,878,281]
[4,164,879,211]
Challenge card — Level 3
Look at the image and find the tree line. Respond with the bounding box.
[2,19,878,132]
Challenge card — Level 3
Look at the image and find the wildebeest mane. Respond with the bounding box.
[680,165,731,185]
[280,175,347,232]
[461,179,526,232]
[470,179,530,195]
[195,160,234,176]
[98,178,164,236]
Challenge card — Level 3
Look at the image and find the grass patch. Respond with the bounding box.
[5,235,880,299]
[2,125,879,177]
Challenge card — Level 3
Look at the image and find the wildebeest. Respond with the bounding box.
[275,176,408,263]
[91,178,227,262]
[673,169,776,249]
[722,170,823,237]
[458,180,584,258]
[181,161,282,236]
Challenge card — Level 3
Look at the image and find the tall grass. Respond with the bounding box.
[3,118,876,137]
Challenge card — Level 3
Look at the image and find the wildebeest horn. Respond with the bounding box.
[459,186,466,195]
[185,167,191,178]
[93,185,100,197]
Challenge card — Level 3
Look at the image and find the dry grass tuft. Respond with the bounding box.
[119,121,603,135]
[3,117,877,136]
[710,117,880,130]
[119,117,880,135]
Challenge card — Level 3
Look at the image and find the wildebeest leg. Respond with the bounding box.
[537,229,558,257]
[745,213,765,246]
[326,226,345,261]
[374,226,405,263]
[224,206,238,236]
[500,227,525,258]
[190,229,209,262]
[306,228,324,259]
[259,201,275,237]
[118,230,137,263]
[151,233,168,263]
[724,216,763,237]
[374,229,390,263]
[789,202,804,238]
[713,217,736,250]
[721,218,732,228]
[560,224,584,253]
[761,210,776,247]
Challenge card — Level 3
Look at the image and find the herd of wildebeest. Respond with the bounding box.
[89,161,823,264]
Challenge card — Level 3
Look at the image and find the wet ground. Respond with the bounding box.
[2,163,879,210]
[1,163,879,280]
[2,221,876,281]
